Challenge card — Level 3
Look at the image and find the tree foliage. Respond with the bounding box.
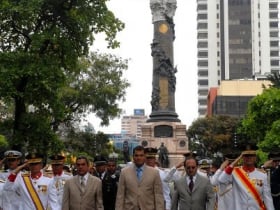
[267,71,280,88]
[0,0,127,154]
[239,88,280,151]
[187,115,240,157]
[64,130,110,158]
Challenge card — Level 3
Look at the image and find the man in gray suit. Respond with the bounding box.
[115,145,164,210]
[62,156,104,210]
[171,157,215,210]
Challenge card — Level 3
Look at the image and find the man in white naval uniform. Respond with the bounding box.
[210,153,239,210]
[145,147,171,210]
[0,150,22,210]
[218,144,275,210]
[49,154,72,209]
[4,153,58,210]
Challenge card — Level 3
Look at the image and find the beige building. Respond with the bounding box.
[121,109,148,139]
[208,80,272,118]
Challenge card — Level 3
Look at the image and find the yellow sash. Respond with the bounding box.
[22,175,44,210]
[234,168,266,210]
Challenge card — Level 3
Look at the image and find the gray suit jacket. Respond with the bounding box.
[171,173,215,210]
[115,164,164,210]
[62,174,104,210]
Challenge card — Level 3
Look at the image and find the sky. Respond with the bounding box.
[86,0,198,133]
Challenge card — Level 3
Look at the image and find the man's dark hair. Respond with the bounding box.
[133,145,145,155]
[184,157,198,167]
[76,156,89,165]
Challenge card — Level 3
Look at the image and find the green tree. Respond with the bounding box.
[0,0,126,154]
[187,115,240,157]
[267,71,280,88]
[239,88,280,149]
[239,88,280,143]
[64,130,110,158]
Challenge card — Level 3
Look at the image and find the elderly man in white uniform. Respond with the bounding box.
[218,144,275,210]
[210,152,239,210]
[49,154,72,209]
[0,150,22,210]
[4,153,58,210]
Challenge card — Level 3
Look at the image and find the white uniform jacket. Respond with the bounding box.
[218,167,275,210]
[210,169,233,210]
[0,170,22,210]
[3,172,58,210]
[156,167,171,210]
[50,172,72,208]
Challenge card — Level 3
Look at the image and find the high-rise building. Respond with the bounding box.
[197,0,279,116]
[121,109,148,139]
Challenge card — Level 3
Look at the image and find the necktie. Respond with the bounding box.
[189,176,194,192]
[81,176,85,193]
[136,168,142,181]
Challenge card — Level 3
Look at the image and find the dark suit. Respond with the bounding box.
[171,174,215,210]
[102,171,119,210]
[62,174,104,210]
[271,167,280,209]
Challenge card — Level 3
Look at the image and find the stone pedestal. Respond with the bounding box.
[141,121,188,167]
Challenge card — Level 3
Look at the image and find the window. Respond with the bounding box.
[198,33,208,39]
[198,42,208,48]
[197,4,207,10]
[270,41,279,47]
[269,12,278,19]
[270,51,279,56]
[271,60,279,66]
[198,51,208,57]
[197,14,207,20]
[197,23,208,29]
[198,80,208,86]
[198,70,208,76]
[270,32,279,37]
[270,22,278,28]
[198,61,208,67]
[269,3,278,9]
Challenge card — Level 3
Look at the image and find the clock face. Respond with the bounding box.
[159,23,169,34]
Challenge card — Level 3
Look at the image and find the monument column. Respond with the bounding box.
[148,0,179,122]
[141,0,189,167]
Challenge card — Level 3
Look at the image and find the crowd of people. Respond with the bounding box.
[0,144,279,210]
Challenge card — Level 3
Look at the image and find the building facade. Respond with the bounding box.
[207,80,271,118]
[197,0,279,116]
[121,109,148,139]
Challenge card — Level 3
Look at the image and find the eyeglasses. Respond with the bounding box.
[186,166,196,170]
[243,154,256,157]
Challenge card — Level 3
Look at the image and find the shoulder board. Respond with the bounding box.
[256,168,266,173]
[157,167,165,170]
[43,173,53,178]
[21,173,30,177]
[0,179,5,183]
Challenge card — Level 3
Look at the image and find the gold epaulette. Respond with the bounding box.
[0,179,5,183]
[256,168,266,173]
[43,172,53,178]
[21,172,30,177]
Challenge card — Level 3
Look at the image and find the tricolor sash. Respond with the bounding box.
[234,167,266,210]
[22,175,44,210]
